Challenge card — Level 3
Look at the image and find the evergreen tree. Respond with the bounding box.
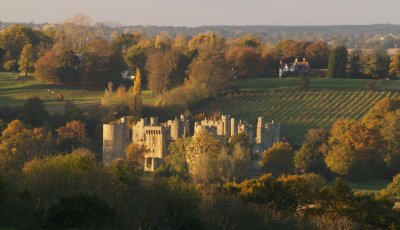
[18,44,36,77]
[327,46,348,78]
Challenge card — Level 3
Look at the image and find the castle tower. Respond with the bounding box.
[102,117,129,165]
[230,117,237,136]
[170,117,180,141]
[221,115,231,137]
[132,118,148,144]
[256,117,264,145]
[143,125,170,171]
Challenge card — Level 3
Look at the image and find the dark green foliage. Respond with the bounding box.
[23,97,49,127]
[347,50,362,78]
[294,129,330,176]
[327,46,348,78]
[46,194,114,229]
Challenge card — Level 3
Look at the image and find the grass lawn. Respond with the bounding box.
[236,77,400,91]
[346,180,391,194]
[0,72,156,114]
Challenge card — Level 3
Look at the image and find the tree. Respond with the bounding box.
[325,119,387,181]
[128,68,142,115]
[3,60,18,72]
[0,120,39,169]
[259,142,294,176]
[380,173,400,197]
[101,82,113,107]
[294,129,329,174]
[125,143,146,170]
[146,49,178,94]
[124,41,151,73]
[112,33,141,52]
[34,50,58,83]
[80,39,124,87]
[116,85,128,104]
[0,25,40,60]
[327,46,348,78]
[275,39,309,62]
[18,44,36,76]
[361,50,390,79]
[187,50,232,94]
[56,120,89,151]
[225,46,264,79]
[23,97,49,127]
[361,97,400,129]
[347,50,362,78]
[305,41,330,69]
[165,137,191,178]
[389,53,400,78]
[47,194,114,229]
[381,111,400,174]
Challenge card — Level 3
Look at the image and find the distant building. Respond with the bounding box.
[279,58,311,77]
[103,115,280,172]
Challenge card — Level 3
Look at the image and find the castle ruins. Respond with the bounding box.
[103,115,280,171]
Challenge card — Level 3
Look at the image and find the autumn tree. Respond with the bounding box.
[187,130,251,183]
[381,110,400,174]
[116,85,128,104]
[80,39,124,87]
[188,32,225,52]
[389,53,400,78]
[146,49,179,94]
[305,41,330,69]
[34,50,58,83]
[225,46,264,79]
[259,142,294,176]
[56,120,89,151]
[325,119,387,181]
[0,120,39,169]
[0,24,40,60]
[101,82,113,107]
[187,50,233,94]
[361,49,390,79]
[361,97,400,129]
[275,39,309,62]
[128,68,142,115]
[125,143,147,170]
[18,44,36,76]
[327,46,348,78]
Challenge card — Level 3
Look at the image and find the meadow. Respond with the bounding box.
[0,72,156,113]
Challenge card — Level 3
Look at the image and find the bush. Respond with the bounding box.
[3,60,18,72]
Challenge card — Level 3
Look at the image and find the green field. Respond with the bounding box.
[0,72,156,113]
[346,180,391,194]
[193,89,399,144]
[236,77,400,91]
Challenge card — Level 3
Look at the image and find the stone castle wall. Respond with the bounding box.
[103,115,280,171]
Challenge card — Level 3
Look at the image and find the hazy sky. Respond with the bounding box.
[1,0,399,26]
